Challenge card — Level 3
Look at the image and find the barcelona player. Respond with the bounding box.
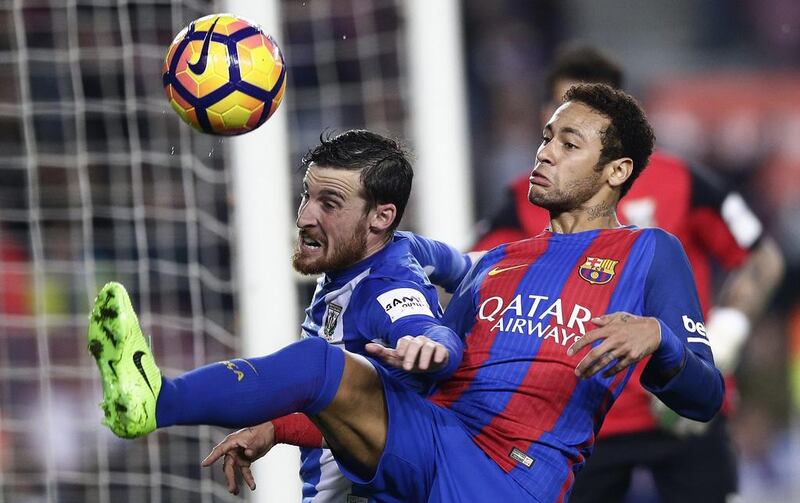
[474,45,784,503]
[89,84,723,502]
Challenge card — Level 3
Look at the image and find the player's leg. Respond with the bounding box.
[88,282,388,475]
[310,353,387,478]
[651,416,738,503]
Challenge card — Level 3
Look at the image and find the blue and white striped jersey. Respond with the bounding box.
[298,231,470,503]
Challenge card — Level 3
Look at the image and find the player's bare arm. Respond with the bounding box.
[705,236,785,372]
[202,424,272,494]
[567,313,662,379]
[203,415,331,494]
[717,236,784,320]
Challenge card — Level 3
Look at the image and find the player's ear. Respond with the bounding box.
[369,203,397,233]
[606,157,633,190]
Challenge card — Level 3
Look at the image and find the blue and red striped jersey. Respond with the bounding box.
[430,226,723,502]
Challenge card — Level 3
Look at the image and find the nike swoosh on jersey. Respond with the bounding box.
[187,17,220,76]
[487,264,528,276]
[133,350,156,397]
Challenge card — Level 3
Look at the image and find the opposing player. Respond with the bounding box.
[286,131,477,502]
[474,45,785,502]
[89,85,724,502]
[92,129,474,501]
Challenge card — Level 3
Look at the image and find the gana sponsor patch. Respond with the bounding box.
[376,288,434,322]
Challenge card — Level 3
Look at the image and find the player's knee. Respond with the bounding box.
[291,337,346,414]
[295,336,339,366]
[296,334,328,352]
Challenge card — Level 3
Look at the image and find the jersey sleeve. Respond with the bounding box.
[688,164,763,269]
[358,277,463,379]
[440,252,486,339]
[402,231,471,293]
[639,229,724,421]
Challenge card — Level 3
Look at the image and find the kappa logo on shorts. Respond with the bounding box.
[323,303,342,341]
[509,447,535,468]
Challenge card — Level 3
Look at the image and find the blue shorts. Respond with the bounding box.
[337,363,537,503]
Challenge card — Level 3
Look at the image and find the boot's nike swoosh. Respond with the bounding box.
[133,350,156,397]
[487,264,529,276]
[187,17,220,75]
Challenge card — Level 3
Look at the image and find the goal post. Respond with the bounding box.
[224,3,302,503]
[403,0,474,249]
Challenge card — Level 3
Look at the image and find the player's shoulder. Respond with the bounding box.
[356,264,432,299]
[370,236,423,276]
[393,230,415,245]
[638,227,686,256]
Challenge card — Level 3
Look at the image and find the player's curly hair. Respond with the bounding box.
[302,130,413,231]
[564,84,655,198]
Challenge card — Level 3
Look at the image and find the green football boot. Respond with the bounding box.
[87,282,161,438]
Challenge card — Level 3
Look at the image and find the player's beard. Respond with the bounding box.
[528,165,603,213]
[292,224,369,275]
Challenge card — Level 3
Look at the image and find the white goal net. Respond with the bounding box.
[0,0,240,501]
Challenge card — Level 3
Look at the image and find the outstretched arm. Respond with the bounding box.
[360,279,465,380]
[201,422,275,495]
[365,325,461,375]
[202,414,325,495]
[403,231,476,293]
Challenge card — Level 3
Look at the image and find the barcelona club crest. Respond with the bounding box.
[579,257,619,285]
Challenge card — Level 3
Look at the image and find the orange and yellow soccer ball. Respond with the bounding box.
[162,13,286,135]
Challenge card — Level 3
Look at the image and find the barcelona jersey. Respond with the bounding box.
[473,151,761,435]
[429,226,724,501]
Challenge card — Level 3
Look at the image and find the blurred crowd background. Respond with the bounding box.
[0,0,798,501]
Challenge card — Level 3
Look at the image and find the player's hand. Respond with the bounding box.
[567,312,661,379]
[365,335,449,373]
[201,422,276,495]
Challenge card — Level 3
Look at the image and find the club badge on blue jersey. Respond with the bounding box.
[323,303,343,340]
[578,256,619,285]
